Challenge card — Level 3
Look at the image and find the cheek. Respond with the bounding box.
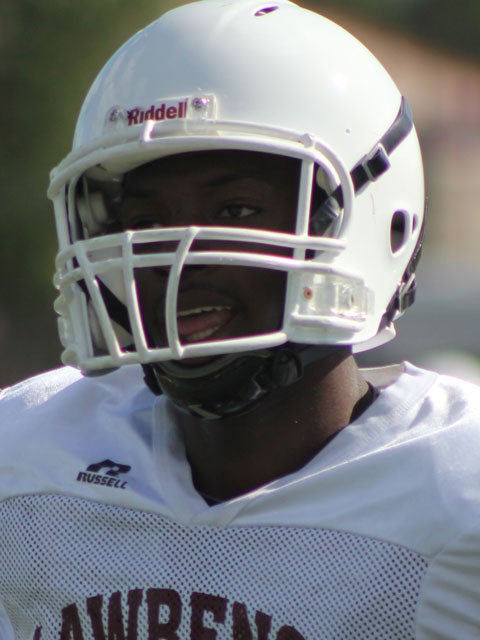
[133,269,168,342]
[240,267,287,331]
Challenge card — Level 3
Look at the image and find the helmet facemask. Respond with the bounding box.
[53,147,354,369]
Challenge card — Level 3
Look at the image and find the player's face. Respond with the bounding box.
[116,150,300,356]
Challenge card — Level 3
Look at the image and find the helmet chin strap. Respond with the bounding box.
[142,344,338,420]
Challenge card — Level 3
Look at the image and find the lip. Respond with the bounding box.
[177,305,236,343]
[154,285,241,345]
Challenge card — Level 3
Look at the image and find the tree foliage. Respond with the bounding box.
[318,0,480,61]
[0,0,178,384]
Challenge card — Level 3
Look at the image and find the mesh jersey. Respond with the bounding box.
[0,363,479,639]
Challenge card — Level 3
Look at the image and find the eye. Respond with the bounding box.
[217,204,260,220]
[118,204,167,230]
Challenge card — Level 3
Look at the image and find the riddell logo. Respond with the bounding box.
[76,459,131,490]
[127,99,188,126]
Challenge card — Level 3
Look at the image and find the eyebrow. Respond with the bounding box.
[204,171,268,188]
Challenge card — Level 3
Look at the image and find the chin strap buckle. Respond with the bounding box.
[394,273,417,315]
[361,143,391,183]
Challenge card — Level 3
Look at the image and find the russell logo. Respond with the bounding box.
[76,459,131,490]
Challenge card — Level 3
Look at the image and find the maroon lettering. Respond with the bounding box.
[155,104,166,120]
[276,626,305,640]
[190,592,227,640]
[86,594,106,640]
[144,106,155,120]
[232,602,253,640]
[125,589,143,639]
[107,591,125,640]
[86,590,143,640]
[127,109,139,126]
[232,603,272,640]
[57,588,305,640]
[146,588,181,640]
[126,100,188,126]
[255,612,274,640]
[33,628,42,640]
[60,603,85,640]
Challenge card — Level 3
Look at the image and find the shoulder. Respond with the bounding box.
[368,362,480,490]
[400,365,480,637]
[0,365,150,420]
[0,365,155,456]
[365,361,480,434]
[399,363,480,449]
[281,363,480,554]
[0,367,81,411]
[373,363,480,540]
[0,366,157,503]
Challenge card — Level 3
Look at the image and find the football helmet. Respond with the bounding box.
[48,0,425,417]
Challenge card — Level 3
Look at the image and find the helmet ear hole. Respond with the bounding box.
[390,210,408,253]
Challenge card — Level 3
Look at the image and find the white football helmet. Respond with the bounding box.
[48,0,425,417]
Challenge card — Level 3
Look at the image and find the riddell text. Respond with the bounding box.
[127,100,188,126]
[33,588,306,639]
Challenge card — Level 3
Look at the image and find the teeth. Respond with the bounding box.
[177,305,231,317]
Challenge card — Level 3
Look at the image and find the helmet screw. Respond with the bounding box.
[303,287,313,300]
[192,97,210,111]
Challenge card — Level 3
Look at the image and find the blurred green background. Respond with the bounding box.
[1,0,479,387]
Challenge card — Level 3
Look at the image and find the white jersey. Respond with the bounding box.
[0,362,479,640]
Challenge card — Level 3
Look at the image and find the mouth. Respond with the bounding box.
[176,305,236,343]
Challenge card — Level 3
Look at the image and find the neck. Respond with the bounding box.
[171,350,373,503]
